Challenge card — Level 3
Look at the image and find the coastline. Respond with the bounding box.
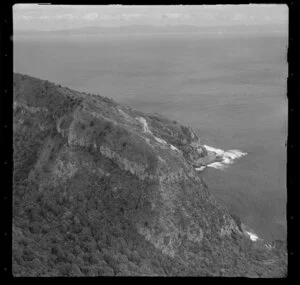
[195,144,248,171]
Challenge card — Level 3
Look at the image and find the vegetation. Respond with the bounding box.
[12,73,287,277]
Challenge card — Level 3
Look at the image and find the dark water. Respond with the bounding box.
[14,32,288,241]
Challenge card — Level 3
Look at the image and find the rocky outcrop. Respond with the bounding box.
[12,73,287,277]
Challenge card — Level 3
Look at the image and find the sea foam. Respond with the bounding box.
[207,162,226,170]
[196,145,247,171]
[244,231,260,242]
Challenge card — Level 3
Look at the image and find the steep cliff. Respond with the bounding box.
[12,73,287,277]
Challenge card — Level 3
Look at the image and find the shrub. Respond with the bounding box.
[69,264,83,276]
[230,212,242,231]
[98,266,114,276]
[23,248,35,262]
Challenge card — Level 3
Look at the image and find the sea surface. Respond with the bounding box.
[14,32,288,242]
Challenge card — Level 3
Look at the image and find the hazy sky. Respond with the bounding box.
[13,4,288,31]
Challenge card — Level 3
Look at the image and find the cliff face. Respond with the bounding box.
[12,73,287,277]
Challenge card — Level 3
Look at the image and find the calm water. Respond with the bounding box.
[14,32,288,241]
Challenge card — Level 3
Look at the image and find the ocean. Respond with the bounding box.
[14,32,288,242]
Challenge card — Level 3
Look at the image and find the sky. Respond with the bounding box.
[13,4,288,31]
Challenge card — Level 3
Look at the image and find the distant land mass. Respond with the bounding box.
[14,24,287,37]
[13,73,287,277]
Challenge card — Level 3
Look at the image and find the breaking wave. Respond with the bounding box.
[241,224,261,242]
[198,145,247,171]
